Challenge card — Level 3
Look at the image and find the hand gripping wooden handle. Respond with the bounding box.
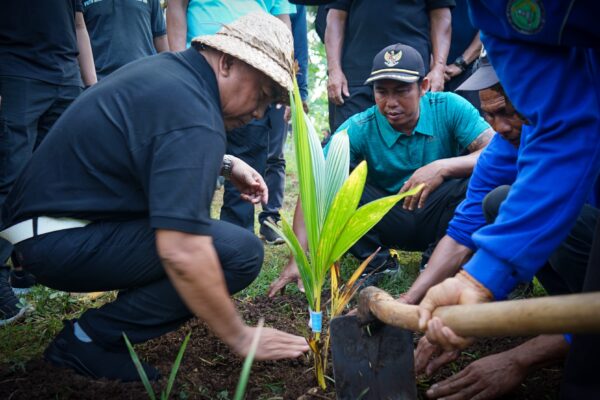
[357,286,600,336]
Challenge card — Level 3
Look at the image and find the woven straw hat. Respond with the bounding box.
[192,11,294,94]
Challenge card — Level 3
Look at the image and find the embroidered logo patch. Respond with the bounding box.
[384,50,402,67]
[507,0,545,34]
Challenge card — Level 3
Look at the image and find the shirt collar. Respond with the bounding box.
[374,95,434,148]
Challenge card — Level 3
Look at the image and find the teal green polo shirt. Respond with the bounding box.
[330,91,490,194]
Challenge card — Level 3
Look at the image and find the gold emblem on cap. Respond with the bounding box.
[384,50,402,67]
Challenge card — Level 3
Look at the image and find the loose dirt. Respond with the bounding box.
[0,295,561,399]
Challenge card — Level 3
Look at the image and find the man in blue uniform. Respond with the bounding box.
[394,54,596,399]
[417,2,600,397]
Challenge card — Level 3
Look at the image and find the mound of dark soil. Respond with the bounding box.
[0,295,561,399]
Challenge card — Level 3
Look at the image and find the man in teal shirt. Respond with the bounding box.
[269,43,492,294]
[338,44,493,281]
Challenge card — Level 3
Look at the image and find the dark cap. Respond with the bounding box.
[456,50,500,91]
[364,44,425,85]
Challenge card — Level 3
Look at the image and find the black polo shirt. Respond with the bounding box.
[83,0,167,79]
[327,0,455,86]
[0,0,83,86]
[1,48,226,236]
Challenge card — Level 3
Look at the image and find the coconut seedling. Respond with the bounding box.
[268,76,422,389]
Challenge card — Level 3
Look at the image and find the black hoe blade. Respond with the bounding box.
[330,315,417,400]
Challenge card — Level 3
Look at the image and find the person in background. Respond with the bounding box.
[259,4,310,245]
[416,2,600,398]
[83,0,169,80]
[0,0,96,325]
[167,0,297,237]
[325,0,454,132]
[0,12,309,381]
[443,0,482,110]
[268,43,492,296]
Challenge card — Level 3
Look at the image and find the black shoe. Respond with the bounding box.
[0,266,30,326]
[259,217,285,245]
[10,269,36,295]
[357,257,400,291]
[44,320,161,382]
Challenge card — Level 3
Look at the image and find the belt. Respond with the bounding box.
[0,217,91,245]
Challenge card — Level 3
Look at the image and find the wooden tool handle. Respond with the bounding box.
[358,287,600,336]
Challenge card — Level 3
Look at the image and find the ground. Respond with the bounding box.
[0,155,562,399]
[0,291,562,399]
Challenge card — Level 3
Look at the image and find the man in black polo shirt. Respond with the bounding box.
[325,0,454,132]
[0,0,97,324]
[0,12,309,381]
[83,0,169,80]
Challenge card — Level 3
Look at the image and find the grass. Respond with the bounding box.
[0,145,423,368]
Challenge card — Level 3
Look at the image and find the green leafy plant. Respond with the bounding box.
[123,332,191,400]
[233,318,264,400]
[268,76,422,389]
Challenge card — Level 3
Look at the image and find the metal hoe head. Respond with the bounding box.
[330,315,417,399]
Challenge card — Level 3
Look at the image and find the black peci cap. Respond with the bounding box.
[364,43,425,85]
[456,49,500,91]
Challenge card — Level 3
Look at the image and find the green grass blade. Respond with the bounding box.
[316,161,367,275]
[123,333,157,400]
[233,319,264,400]
[327,184,424,265]
[164,332,191,399]
[265,217,315,310]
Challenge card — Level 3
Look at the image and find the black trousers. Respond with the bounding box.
[351,178,469,271]
[14,219,263,351]
[482,185,600,398]
[0,76,81,263]
[220,106,287,231]
[329,85,374,133]
[561,216,600,398]
[483,185,596,295]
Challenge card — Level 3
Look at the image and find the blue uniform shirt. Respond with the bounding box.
[328,92,489,194]
[461,0,600,299]
[447,134,517,250]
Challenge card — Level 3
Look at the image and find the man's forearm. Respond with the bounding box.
[510,334,569,373]
[428,8,451,71]
[166,0,189,51]
[461,32,482,65]
[75,12,97,86]
[324,9,347,74]
[435,149,483,179]
[153,35,170,53]
[403,235,472,304]
[157,231,246,350]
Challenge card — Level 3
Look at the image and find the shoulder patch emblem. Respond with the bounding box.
[507,0,545,35]
[384,50,402,67]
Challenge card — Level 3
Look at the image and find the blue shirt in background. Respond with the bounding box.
[186,0,296,45]
[327,92,489,194]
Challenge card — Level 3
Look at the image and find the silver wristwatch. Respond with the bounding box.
[221,155,234,180]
